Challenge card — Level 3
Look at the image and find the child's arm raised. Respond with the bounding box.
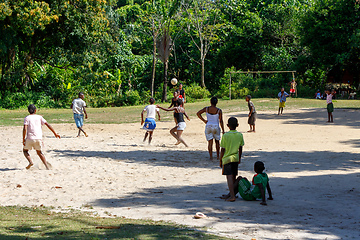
[258,184,267,205]
[267,182,273,200]
[44,123,60,139]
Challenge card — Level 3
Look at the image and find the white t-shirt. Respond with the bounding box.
[24,115,47,140]
[144,105,159,119]
[72,98,86,114]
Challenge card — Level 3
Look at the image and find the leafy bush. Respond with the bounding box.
[184,83,211,100]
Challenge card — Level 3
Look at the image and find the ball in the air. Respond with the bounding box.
[171,78,178,85]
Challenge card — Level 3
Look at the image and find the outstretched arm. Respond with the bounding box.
[196,108,207,124]
[156,105,176,112]
[44,123,60,139]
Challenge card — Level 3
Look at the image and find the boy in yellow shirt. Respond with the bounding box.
[219,117,244,202]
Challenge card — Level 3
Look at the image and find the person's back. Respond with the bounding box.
[221,129,244,164]
[144,104,158,119]
[251,172,269,199]
[24,114,47,140]
[206,106,220,126]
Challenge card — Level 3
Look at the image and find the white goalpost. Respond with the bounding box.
[229,70,297,100]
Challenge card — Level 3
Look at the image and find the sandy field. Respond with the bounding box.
[1,108,360,239]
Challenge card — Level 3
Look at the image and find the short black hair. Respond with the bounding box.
[254,161,265,174]
[78,92,84,97]
[246,95,251,100]
[227,117,238,129]
[210,96,218,105]
[149,97,155,104]
[28,104,36,114]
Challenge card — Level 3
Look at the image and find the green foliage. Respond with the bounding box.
[184,83,211,101]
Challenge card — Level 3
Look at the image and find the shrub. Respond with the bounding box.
[184,83,211,100]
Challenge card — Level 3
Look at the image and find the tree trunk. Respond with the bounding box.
[201,58,205,88]
[151,37,156,97]
[162,60,168,102]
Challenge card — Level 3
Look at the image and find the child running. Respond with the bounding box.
[196,96,225,160]
[23,104,60,170]
[219,117,244,202]
[246,95,256,132]
[234,161,273,205]
[277,87,289,115]
[157,99,190,147]
[71,92,88,137]
[326,89,335,122]
[141,98,161,144]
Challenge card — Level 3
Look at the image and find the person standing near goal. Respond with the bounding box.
[290,79,297,97]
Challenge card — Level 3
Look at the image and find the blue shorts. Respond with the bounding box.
[143,118,156,131]
[74,114,84,128]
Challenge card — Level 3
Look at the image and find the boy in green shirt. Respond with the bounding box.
[235,161,273,205]
[219,117,244,202]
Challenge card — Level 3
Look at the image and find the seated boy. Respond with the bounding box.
[235,161,273,205]
[219,117,244,202]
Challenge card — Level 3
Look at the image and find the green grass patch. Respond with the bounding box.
[1,98,359,126]
[0,206,231,239]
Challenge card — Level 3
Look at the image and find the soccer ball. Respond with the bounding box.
[171,78,178,85]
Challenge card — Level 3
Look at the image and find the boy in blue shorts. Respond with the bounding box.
[71,92,88,137]
[234,161,273,205]
[141,98,161,144]
[219,117,244,202]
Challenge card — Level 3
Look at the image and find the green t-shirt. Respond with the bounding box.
[220,130,244,165]
[251,173,269,199]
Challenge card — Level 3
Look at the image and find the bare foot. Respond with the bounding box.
[85,133,88,137]
[220,193,230,199]
[175,141,181,145]
[225,197,236,202]
[26,163,34,170]
[247,130,253,132]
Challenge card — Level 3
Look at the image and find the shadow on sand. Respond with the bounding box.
[50,148,360,239]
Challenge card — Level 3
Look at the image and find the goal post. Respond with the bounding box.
[228,70,297,99]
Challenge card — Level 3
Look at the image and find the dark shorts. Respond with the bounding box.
[327,103,334,113]
[222,162,238,176]
[248,113,257,125]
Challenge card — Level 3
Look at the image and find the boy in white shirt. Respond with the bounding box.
[71,92,88,137]
[23,104,60,170]
[141,98,161,144]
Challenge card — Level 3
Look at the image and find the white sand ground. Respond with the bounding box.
[1,108,360,239]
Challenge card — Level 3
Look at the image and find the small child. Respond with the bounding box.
[246,95,256,132]
[219,117,244,202]
[71,92,88,137]
[23,104,60,170]
[326,89,335,122]
[278,87,289,115]
[234,161,273,205]
[141,98,161,144]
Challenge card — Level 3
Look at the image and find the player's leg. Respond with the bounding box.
[215,139,220,160]
[148,131,153,144]
[23,149,34,169]
[143,132,149,142]
[36,150,50,170]
[208,139,213,160]
[176,130,188,147]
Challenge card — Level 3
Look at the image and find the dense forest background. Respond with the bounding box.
[0,0,359,108]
